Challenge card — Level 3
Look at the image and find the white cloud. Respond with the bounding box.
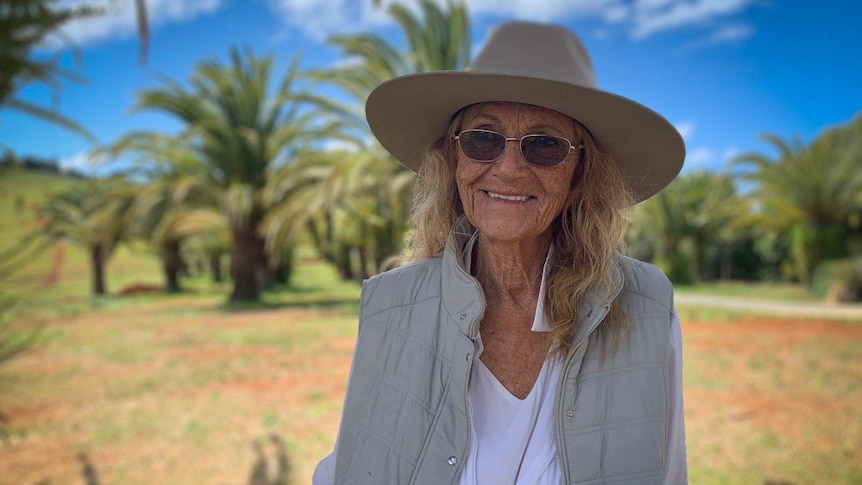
[264,0,627,40]
[261,0,763,50]
[686,147,714,166]
[722,146,740,162]
[679,22,755,52]
[603,5,630,23]
[264,0,391,40]
[630,0,757,39]
[674,121,696,141]
[464,0,624,22]
[58,151,108,174]
[49,0,762,51]
[706,23,755,43]
[51,0,223,47]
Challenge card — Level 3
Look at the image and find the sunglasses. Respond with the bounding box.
[454,129,583,167]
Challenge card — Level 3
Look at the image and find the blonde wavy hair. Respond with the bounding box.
[409,108,634,353]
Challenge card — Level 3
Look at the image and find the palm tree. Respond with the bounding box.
[36,177,136,295]
[632,171,744,284]
[733,116,862,283]
[99,131,221,292]
[318,0,471,119]
[275,0,471,276]
[0,0,100,143]
[262,143,415,280]
[133,48,334,301]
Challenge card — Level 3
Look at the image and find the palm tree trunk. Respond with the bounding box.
[720,242,733,280]
[338,244,354,280]
[357,246,370,281]
[209,254,222,283]
[690,235,703,282]
[90,244,107,295]
[230,214,269,301]
[162,238,182,293]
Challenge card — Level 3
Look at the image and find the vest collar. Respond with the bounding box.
[442,216,486,340]
[441,215,624,343]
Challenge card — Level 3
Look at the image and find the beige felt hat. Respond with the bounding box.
[365,20,685,203]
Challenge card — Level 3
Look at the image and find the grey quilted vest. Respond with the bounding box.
[334,218,673,484]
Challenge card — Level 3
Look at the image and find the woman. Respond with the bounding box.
[315,21,687,484]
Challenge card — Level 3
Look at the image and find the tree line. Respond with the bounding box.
[3,0,862,303]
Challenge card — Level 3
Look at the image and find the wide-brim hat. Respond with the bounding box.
[365,21,685,203]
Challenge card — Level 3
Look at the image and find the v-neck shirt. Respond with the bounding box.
[457,232,564,485]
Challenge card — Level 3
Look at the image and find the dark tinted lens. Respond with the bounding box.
[459,130,506,161]
[521,135,569,167]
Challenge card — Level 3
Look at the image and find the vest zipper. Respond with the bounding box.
[553,300,613,484]
[454,346,475,483]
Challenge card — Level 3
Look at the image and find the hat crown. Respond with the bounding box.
[471,21,597,89]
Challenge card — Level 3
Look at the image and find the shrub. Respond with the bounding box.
[791,224,849,284]
[812,257,862,303]
[656,251,694,286]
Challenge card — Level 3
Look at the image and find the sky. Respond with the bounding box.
[1,0,860,176]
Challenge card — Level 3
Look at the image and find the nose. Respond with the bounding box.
[494,138,529,173]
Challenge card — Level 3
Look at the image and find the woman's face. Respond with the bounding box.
[455,102,580,246]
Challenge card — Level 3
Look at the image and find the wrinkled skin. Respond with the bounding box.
[456,102,580,257]
[454,101,582,399]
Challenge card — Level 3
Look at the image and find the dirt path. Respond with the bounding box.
[675,292,862,320]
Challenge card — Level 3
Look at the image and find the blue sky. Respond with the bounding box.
[2,0,860,175]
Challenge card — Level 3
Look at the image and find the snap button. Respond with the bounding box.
[448,456,458,466]
[459,313,467,321]
[566,410,574,419]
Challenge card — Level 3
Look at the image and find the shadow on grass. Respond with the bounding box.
[95,280,360,316]
[217,296,359,313]
[248,434,293,485]
[217,282,360,313]
[29,433,804,485]
[78,452,101,485]
[35,434,294,485]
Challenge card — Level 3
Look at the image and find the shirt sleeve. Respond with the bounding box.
[664,307,688,484]
[312,450,336,485]
[313,319,364,485]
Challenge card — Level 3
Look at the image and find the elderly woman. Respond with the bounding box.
[315,21,687,484]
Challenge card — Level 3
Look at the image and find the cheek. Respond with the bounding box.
[541,168,576,212]
[454,160,479,201]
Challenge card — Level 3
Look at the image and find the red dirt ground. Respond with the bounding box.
[1,314,859,484]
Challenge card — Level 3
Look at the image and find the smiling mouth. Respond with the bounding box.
[484,190,531,202]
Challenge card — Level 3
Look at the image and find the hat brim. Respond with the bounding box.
[366,71,685,203]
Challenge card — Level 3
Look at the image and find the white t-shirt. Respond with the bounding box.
[456,234,563,484]
[313,238,688,484]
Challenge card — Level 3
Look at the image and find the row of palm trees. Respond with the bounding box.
[634,114,862,291]
[8,0,862,302]
[28,0,470,301]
